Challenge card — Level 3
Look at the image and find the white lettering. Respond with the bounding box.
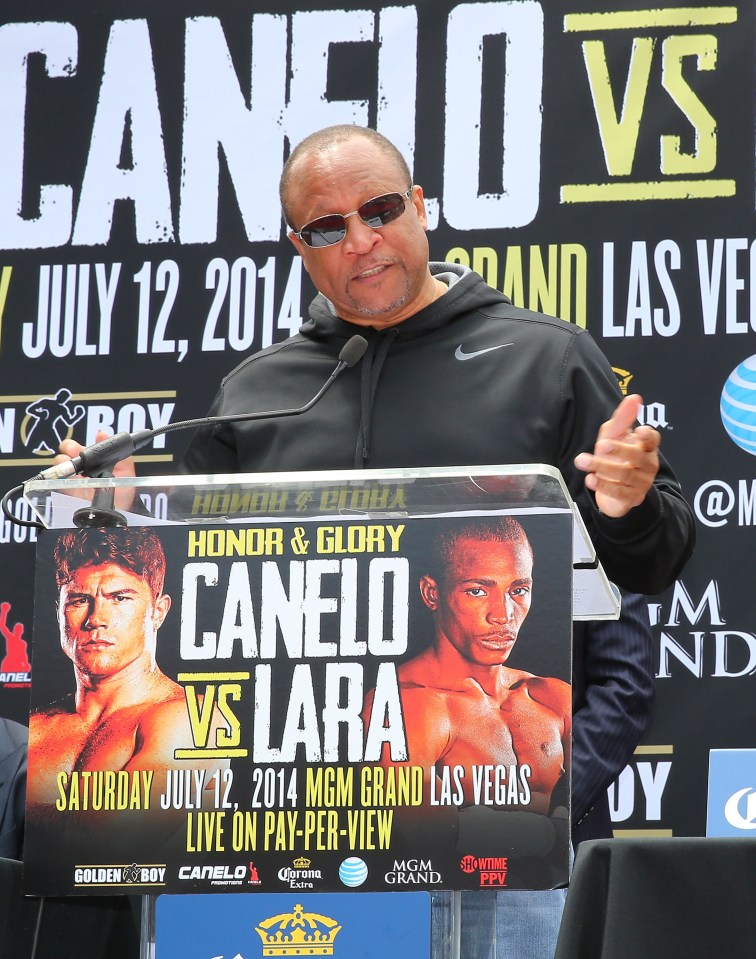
[72,20,173,245]
[444,1,543,229]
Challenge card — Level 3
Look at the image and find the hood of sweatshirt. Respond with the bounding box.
[299,262,510,345]
[296,262,511,466]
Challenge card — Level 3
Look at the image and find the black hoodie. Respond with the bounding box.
[181,263,694,594]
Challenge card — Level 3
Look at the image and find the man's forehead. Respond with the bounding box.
[62,563,146,589]
[294,137,404,187]
[446,536,533,574]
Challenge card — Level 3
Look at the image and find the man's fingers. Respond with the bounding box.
[57,430,111,460]
[633,424,661,452]
[598,394,642,441]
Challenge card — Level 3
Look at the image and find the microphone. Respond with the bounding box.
[29,334,368,482]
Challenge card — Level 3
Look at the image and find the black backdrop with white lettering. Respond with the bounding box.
[1,0,755,839]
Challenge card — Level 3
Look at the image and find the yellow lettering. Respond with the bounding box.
[661,34,717,174]
[583,37,655,176]
[55,771,69,811]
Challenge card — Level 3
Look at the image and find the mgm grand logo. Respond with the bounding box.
[256,902,341,957]
[384,858,441,885]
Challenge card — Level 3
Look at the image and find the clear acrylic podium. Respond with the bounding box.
[23,464,619,959]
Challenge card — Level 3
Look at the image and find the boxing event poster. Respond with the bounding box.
[24,509,571,896]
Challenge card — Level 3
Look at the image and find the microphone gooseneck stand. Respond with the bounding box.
[1,335,369,532]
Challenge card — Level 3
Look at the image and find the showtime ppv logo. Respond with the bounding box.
[459,854,508,887]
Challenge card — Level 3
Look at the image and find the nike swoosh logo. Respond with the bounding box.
[455,343,514,361]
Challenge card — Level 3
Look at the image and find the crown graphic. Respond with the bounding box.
[256,903,342,957]
[292,857,311,868]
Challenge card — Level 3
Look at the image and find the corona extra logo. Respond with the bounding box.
[292,857,311,869]
[613,367,634,395]
[255,903,342,957]
[611,368,669,429]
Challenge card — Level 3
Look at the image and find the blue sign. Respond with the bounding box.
[706,749,756,836]
[155,891,431,959]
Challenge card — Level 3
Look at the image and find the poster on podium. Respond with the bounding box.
[24,506,572,896]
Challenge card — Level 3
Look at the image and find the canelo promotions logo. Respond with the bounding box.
[177,863,249,885]
[0,601,31,688]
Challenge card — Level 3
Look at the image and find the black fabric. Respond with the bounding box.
[0,718,27,860]
[0,856,140,959]
[571,591,655,845]
[555,838,756,959]
[180,263,694,596]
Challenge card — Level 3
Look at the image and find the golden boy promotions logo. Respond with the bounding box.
[255,903,342,957]
[0,386,175,467]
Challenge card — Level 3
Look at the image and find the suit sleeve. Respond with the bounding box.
[570,591,655,827]
[0,719,28,861]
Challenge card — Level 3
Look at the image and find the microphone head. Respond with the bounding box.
[339,335,368,368]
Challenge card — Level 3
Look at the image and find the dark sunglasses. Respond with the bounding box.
[292,189,412,248]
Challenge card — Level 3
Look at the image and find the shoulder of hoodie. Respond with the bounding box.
[434,263,595,349]
[216,266,595,389]
[216,332,315,390]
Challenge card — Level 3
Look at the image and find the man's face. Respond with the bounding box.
[287,137,438,328]
[58,563,170,680]
[421,536,533,666]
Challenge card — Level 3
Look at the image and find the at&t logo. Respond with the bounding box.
[720,355,756,455]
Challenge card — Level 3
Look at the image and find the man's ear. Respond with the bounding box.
[153,593,171,629]
[409,184,429,231]
[288,231,311,275]
[419,575,439,611]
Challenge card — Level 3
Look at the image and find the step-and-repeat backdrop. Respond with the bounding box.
[1,0,754,841]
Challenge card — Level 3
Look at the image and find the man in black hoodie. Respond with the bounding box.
[61,124,693,590]
[175,125,693,596]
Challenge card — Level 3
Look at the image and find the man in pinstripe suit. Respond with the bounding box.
[0,717,27,861]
